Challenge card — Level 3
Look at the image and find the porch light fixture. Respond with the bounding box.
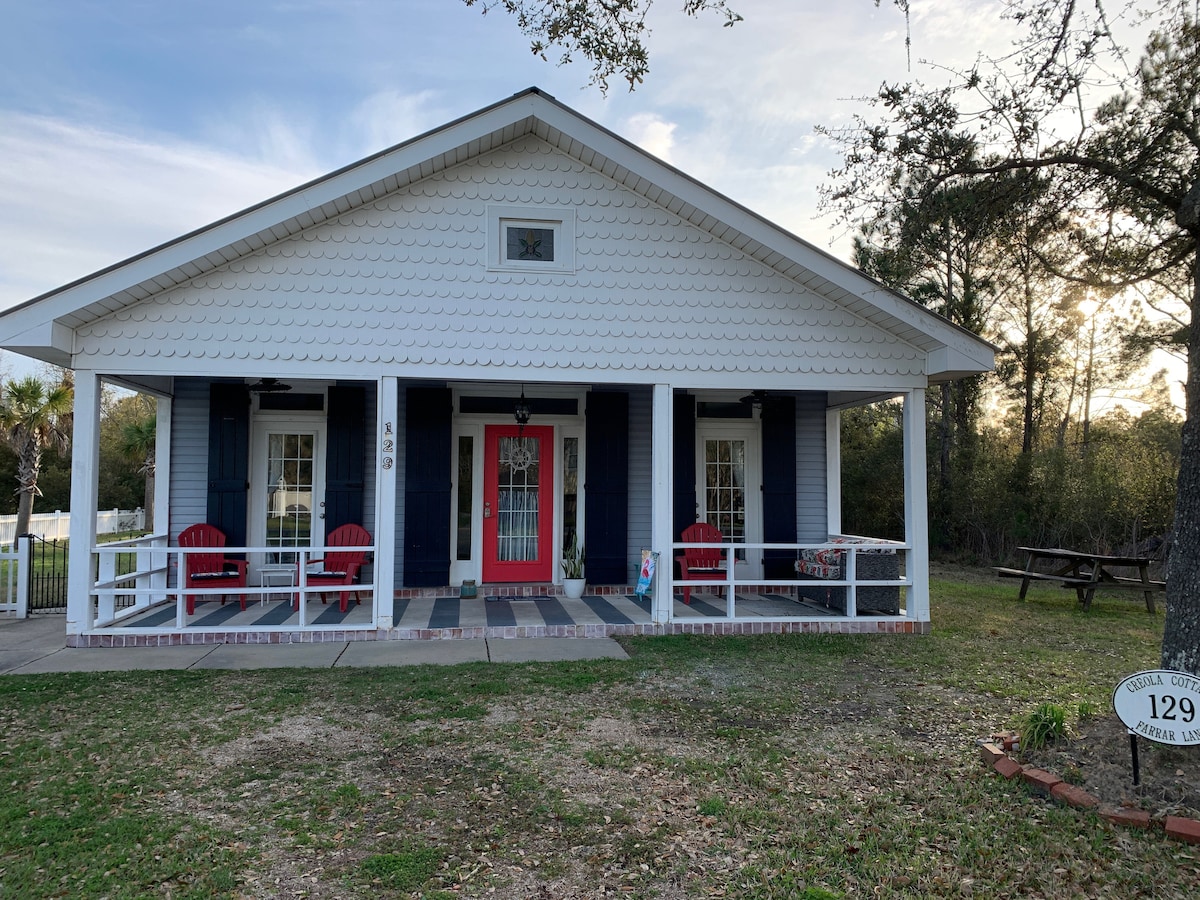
[739,390,768,409]
[514,387,531,430]
[248,378,293,393]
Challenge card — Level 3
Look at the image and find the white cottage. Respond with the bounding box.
[0,89,993,646]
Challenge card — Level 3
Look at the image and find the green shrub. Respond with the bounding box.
[1021,702,1067,751]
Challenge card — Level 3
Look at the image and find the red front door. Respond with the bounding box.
[482,425,554,582]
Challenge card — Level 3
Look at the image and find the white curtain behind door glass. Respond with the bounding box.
[705,438,746,542]
[498,436,539,562]
[265,432,314,563]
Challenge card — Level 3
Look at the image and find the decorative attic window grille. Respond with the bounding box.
[506,225,555,262]
[489,205,575,274]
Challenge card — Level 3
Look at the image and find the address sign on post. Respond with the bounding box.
[1113,670,1200,746]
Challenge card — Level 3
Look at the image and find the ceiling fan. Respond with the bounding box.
[739,390,768,406]
[247,378,293,393]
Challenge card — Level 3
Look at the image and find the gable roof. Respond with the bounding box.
[0,87,993,378]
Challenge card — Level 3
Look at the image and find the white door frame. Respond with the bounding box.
[248,413,327,580]
[448,390,586,586]
[695,420,763,578]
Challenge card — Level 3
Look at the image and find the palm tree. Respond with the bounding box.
[119,414,156,532]
[0,376,73,537]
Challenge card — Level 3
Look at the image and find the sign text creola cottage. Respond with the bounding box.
[1112,670,1200,747]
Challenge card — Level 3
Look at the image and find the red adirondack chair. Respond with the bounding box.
[674,522,726,604]
[295,524,372,613]
[178,524,248,616]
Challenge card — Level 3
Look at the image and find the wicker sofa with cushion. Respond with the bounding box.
[794,537,901,615]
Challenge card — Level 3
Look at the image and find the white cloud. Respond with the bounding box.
[342,90,449,160]
[622,113,677,163]
[0,112,317,311]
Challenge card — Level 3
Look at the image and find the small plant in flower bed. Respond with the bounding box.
[1021,701,1068,751]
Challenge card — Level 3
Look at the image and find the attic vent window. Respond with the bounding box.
[489,205,575,274]
[507,226,555,262]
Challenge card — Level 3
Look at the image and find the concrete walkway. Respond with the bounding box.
[0,615,629,674]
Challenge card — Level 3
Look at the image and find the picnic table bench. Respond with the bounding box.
[994,547,1164,612]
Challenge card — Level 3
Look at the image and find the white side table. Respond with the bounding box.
[260,565,295,605]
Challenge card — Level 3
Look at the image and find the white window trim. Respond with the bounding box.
[488,204,576,274]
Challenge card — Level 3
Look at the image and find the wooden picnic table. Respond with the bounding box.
[994,546,1164,612]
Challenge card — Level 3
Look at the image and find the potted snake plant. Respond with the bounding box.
[562,535,586,600]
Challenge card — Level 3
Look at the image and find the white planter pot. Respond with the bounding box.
[563,578,587,600]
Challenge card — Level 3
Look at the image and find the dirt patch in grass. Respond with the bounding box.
[1022,712,1200,819]
[204,713,379,768]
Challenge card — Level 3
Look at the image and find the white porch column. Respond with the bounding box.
[153,395,172,535]
[66,371,102,637]
[826,408,842,535]
[151,394,172,602]
[373,376,399,628]
[650,383,673,625]
[902,388,930,621]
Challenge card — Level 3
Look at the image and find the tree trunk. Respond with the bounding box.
[1161,249,1200,675]
[13,442,42,538]
[1022,267,1036,454]
[14,487,35,539]
[143,470,155,533]
[939,381,952,495]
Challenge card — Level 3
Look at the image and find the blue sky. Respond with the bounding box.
[2,1,1022,313]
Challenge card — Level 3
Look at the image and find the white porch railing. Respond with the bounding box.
[669,535,912,621]
[85,534,901,630]
[89,539,376,630]
[90,534,169,626]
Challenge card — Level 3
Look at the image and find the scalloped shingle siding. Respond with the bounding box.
[76,137,923,378]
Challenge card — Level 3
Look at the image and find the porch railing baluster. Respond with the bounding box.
[668,537,912,623]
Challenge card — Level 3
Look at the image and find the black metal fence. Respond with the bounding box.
[23,535,144,613]
[27,536,68,612]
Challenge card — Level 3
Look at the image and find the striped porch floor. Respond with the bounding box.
[108,590,845,632]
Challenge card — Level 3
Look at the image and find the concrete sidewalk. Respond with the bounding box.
[0,615,629,675]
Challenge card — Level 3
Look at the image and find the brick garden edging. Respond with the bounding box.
[979,738,1200,845]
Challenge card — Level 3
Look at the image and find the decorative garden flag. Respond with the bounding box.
[636,550,658,599]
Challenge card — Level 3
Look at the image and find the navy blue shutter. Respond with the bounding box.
[207,382,250,547]
[673,391,697,538]
[761,395,798,579]
[585,391,629,584]
[324,385,366,536]
[403,387,452,587]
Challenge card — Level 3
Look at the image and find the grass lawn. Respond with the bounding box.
[1,569,1196,898]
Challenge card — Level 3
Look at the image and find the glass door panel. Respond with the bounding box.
[264,430,318,564]
[696,425,761,577]
[705,438,747,546]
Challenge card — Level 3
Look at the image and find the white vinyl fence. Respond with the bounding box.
[0,508,145,547]
[0,540,29,617]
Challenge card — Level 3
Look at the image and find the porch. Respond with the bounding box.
[75,591,925,646]
[70,535,926,646]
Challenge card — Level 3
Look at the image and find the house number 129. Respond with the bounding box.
[382,422,394,469]
[1148,694,1196,723]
